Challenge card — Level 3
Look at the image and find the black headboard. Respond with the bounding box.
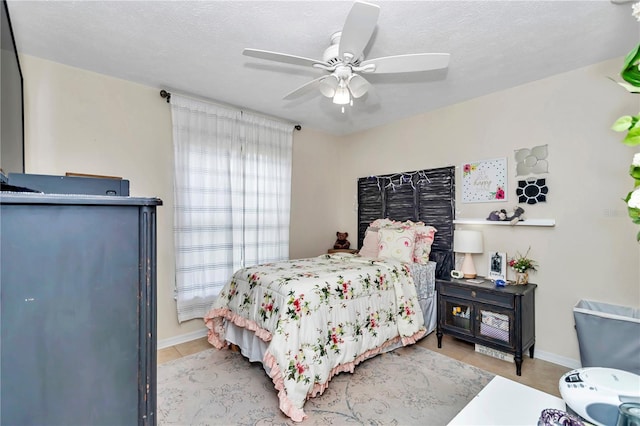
[357,166,455,279]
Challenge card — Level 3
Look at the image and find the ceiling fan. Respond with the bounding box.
[242,1,450,110]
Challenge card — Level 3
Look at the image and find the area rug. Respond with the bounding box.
[157,344,494,425]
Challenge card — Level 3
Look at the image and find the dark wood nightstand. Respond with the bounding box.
[436,277,537,375]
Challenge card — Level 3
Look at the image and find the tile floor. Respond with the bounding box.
[158,331,571,399]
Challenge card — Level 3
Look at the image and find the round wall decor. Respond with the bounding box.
[516,178,548,204]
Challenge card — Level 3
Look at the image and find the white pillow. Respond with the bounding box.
[358,230,379,258]
[377,228,416,263]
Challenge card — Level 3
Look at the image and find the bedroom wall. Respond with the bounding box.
[19,53,639,365]
[336,57,640,366]
[19,54,342,344]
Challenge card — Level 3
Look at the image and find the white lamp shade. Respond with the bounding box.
[453,230,483,254]
[454,230,483,278]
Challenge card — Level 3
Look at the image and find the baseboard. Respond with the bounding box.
[157,328,209,350]
[534,349,581,370]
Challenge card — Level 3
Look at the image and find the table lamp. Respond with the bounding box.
[453,230,483,278]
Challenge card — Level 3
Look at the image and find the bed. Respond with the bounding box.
[204,166,455,422]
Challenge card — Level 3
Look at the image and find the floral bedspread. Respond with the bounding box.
[204,253,426,422]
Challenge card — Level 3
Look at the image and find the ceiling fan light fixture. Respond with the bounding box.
[319,75,339,97]
[333,84,351,105]
[243,1,450,107]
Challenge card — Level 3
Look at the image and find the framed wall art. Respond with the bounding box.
[487,251,507,281]
[462,157,507,203]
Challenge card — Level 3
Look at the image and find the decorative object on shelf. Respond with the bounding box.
[514,271,529,285]
[487,251,507,281]
[453,218,556,227]
[461,157,507,203]
[333,231,351,249]
[453,230,483,278]
[610,40,640,242]
[486,209,507,221]
[506,206,526,224]
[486,206,525,224]
[508,247,537,285]
[515,144,549,176]
[516,178,549,204]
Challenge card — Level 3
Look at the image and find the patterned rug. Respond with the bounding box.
[157,344,494,425]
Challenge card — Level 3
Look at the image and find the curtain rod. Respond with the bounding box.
[159,89,302,131]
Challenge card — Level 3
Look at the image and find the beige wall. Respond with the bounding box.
[289,127,344,258]
[21,54,639,365]
[337,58,640,365]
[20,55,342,343]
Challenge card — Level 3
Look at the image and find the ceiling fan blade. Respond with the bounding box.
[360,53,450,74]
[243,48,326,68]
[283,76,329,100]
[339,1,380,62]
[348,74,371,98]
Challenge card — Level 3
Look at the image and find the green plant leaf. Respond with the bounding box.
[623,127,640,146]
[610,76,640,93]
[612,115,634,131]
[631,165,640,180]
[621,43,640,87]
[617,81,640,93]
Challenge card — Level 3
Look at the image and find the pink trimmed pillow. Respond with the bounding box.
[412,225,437,264]
[358,230,379,258]
[369,218,399,229]
[377,228,416,263]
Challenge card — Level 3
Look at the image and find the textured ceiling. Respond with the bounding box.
[7,1,640,136]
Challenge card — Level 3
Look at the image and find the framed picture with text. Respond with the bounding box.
[462,158,507,203]
[487,252,507,281]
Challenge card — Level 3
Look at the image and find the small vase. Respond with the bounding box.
[515,271,529,285]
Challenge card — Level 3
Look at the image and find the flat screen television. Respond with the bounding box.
[0,0,24,183]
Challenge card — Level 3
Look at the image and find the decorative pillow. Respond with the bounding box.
[358,230,379,258]
[377,228,416,263]
[412,225,437,264]
[370,218,401,229]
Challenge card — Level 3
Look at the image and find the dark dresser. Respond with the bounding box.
[1,193,161,425]
[436,277,536,375]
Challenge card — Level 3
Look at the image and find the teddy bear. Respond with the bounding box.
[333,231,351,249]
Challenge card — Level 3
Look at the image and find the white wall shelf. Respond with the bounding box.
[453,218,556,227]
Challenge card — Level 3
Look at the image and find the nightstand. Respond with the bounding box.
[436,277,537,375]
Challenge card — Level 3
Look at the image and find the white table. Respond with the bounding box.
[448,375,566,425]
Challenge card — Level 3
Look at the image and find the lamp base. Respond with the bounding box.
[460,253,478,279]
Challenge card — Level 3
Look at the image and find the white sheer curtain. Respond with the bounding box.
[171,94,293,322]
[236,112,292,267]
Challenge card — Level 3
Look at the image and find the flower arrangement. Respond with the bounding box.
[508,248,537,273]
[610,6,640,242]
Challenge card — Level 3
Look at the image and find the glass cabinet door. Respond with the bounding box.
[476,305,514,347]
[442,299,473,334]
